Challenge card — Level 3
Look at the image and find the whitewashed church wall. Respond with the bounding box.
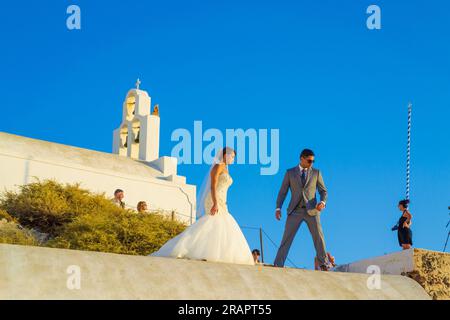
[0,153,196,225]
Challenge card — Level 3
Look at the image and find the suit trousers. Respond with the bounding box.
[273,208,327,267]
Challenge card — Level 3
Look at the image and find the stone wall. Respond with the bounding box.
[335,248,449,300]
[407,249,450,300]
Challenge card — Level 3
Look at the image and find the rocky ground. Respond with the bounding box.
[404,249,450,300]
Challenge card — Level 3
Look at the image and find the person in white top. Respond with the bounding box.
[112,189,125,209]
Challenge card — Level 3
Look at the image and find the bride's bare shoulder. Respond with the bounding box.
[214,162,226,170]
[211,162,226,175]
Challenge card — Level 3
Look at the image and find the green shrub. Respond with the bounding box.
[0,220,38,246]
[0,179,186,255]
[1,179,124,235]
[0,209,15,222]
[48,211,185,255]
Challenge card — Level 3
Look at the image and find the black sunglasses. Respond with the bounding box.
[306,159,315,164]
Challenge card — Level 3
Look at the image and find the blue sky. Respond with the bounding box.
[1,0,449,268]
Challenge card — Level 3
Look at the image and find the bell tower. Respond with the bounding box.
[112,79,160,162]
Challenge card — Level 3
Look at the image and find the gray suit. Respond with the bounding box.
[274,166,328,267]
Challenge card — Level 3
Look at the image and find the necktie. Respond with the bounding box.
[301,169,307,185]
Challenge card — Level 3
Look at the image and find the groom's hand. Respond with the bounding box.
[316,202,325,211]
[275,209,282,220]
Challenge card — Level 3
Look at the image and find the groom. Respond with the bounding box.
[274,149,329,270]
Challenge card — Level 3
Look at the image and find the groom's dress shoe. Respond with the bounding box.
[319,265,329,271]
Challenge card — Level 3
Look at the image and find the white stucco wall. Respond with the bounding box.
[0,244,431,300]
[334,249,415,275]
[0,132,196,225]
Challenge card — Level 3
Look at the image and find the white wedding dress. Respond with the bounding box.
[151,172,255,265]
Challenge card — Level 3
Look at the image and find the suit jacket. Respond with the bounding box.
[276,166,328,216]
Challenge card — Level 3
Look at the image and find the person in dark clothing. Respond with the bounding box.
[395,199,413,250]
[252,249,261,264]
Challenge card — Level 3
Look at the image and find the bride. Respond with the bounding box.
[150,147,255,265]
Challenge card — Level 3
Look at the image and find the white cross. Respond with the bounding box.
[135,78,141,90]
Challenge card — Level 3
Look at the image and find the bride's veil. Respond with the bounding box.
[195,148,225,219]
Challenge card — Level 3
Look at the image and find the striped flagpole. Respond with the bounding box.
[406,103,412,200]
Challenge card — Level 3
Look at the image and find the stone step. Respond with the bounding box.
[0,244,430,300]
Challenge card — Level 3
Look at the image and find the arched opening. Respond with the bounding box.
[126,95,136,120]
[120,125,128,148]
[130,119,141,159]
